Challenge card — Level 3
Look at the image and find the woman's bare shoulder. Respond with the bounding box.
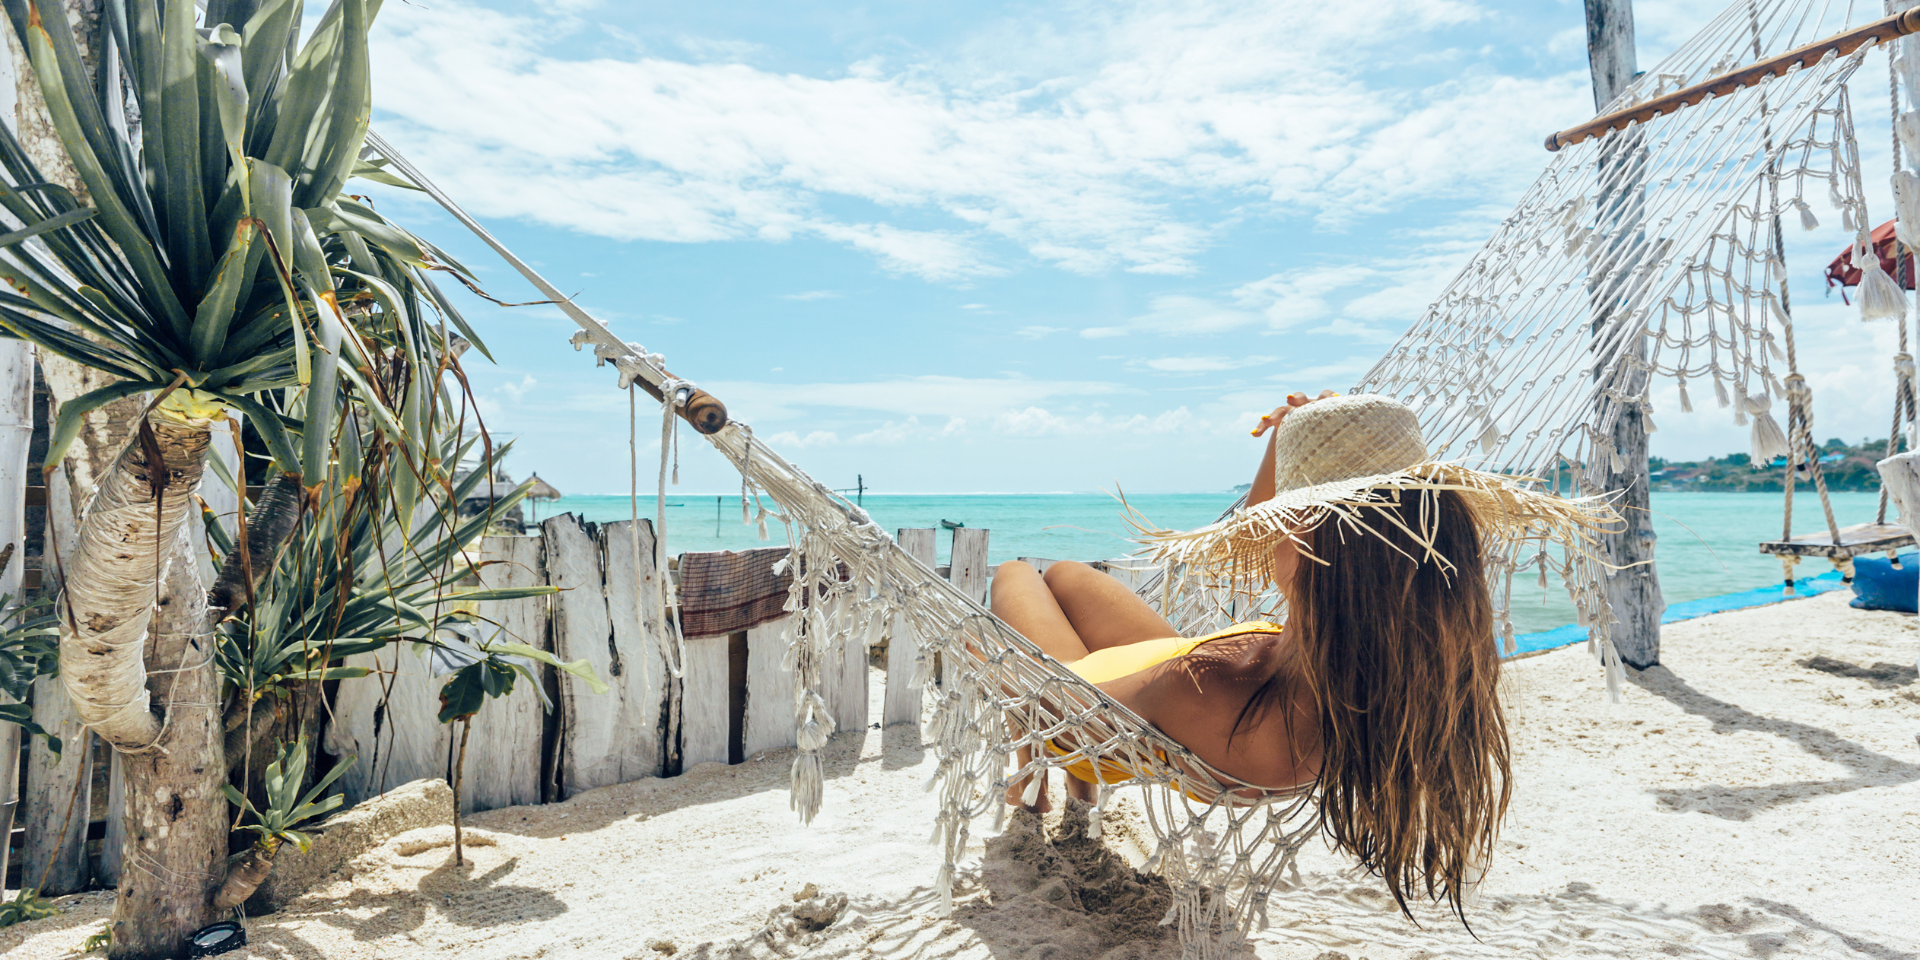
[1183,629,1288,681]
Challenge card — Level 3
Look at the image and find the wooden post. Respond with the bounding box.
[546,515,674,797]
[742,616,796,758]
[0,338,26,874]
[458,535,549,813]
[21,450,89,895]
[0,40,19,888]
[884,529,937,727]
[325,635,450,806]
[680,631,731,768]
[949,528,991,605]
[1586,0,1664,668]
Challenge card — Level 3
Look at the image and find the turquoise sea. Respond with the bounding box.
[537,489,1889,635]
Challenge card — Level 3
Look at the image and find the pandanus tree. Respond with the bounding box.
[0,0,505,954]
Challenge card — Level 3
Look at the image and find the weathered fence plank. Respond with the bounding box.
[824,593,868,737]
[548,515,672,797]
[99,752,123,887]
[0,336,29,879]
[950,527,991,604]
[21,717,89,894]
[885,529,937,728]
[742,616,795,758]
[22,469,89,894]
[458,535,549,813]
[325,638,450,807]
[680,634,730,768]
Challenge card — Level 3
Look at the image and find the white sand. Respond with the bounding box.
[4,589,1917,959]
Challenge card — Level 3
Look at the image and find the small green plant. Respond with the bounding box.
[80,921,111,953]
[213,739,353,910]
[0,888,61,927]
[0,588,61,754]
[430,621,606,864]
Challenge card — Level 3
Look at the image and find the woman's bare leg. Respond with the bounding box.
[1042,561,1181,653]
[989,561,1091,812]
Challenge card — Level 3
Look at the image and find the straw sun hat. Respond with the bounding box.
[1134,394,1623,585]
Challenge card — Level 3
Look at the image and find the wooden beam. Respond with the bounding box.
[1549,9,1920,151]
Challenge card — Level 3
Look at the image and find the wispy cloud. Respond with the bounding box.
[1081,294,1261,338]
[701,374,1131,421]
[1140,355,1275,373]
[780,290,842,301]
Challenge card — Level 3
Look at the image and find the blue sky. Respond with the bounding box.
[356,0,1906,495]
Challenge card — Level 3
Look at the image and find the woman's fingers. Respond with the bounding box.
[1252,391,1334,436]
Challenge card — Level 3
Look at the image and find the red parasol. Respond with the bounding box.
[1825,218,1918,299]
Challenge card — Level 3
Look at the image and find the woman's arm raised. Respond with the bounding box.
[1247,390,1336,508]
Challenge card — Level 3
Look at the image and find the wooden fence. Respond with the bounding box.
[5,515,1003,892]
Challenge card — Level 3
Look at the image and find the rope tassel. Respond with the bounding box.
[1744,394,1791,464]
[1793,197,1819,231]
[1858,251,1907,322]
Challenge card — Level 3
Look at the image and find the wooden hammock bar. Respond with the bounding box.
[1545,8,1920,152]
[1758,522,1914,560]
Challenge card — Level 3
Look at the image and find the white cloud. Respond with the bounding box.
[368,0,1587,282]
[765,429,841,449]
[1231,264,1376,329]
[780,290,841,301]
[992,405,1197,437]
[1082,294,1262,338]
[1306,318,1399,344]
[702,374,1130,421]
[1142,355,1275,372]
[1263,355,1378,387]
[498,374,538,401]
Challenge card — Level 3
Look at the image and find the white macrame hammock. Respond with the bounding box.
[360,1,1920,953]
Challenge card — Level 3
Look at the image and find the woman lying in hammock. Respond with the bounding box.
[989,390,1616,920]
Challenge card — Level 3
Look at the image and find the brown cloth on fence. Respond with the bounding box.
[678,547,793,638]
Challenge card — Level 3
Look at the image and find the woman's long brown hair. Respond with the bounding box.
[1243,487,1510,926]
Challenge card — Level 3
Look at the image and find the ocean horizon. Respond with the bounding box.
[534,489,1891,635]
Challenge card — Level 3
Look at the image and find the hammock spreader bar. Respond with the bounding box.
[1546,7,1920,151]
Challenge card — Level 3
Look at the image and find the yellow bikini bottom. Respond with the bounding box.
[1045,620,1284,786]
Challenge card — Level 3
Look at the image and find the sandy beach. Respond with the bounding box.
[4,589,1916,960]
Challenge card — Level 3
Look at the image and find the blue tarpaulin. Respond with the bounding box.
[1507,571,1850,657]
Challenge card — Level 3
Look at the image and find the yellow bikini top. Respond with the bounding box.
[1069,620,1286,684]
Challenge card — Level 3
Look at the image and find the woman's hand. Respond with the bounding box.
[1252,390,1337,437]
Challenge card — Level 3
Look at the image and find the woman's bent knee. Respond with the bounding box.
[1041,560,1096,588]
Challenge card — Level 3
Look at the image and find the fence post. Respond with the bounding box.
[885,529,937,728]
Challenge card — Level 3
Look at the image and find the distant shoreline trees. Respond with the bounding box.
[1650,438,1893,492]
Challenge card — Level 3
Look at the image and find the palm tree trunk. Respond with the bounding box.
[48,404,224,959]
[108,528,225,958]
[56,408,212,747]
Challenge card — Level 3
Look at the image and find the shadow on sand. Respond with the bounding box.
[1626,665,1920,820]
